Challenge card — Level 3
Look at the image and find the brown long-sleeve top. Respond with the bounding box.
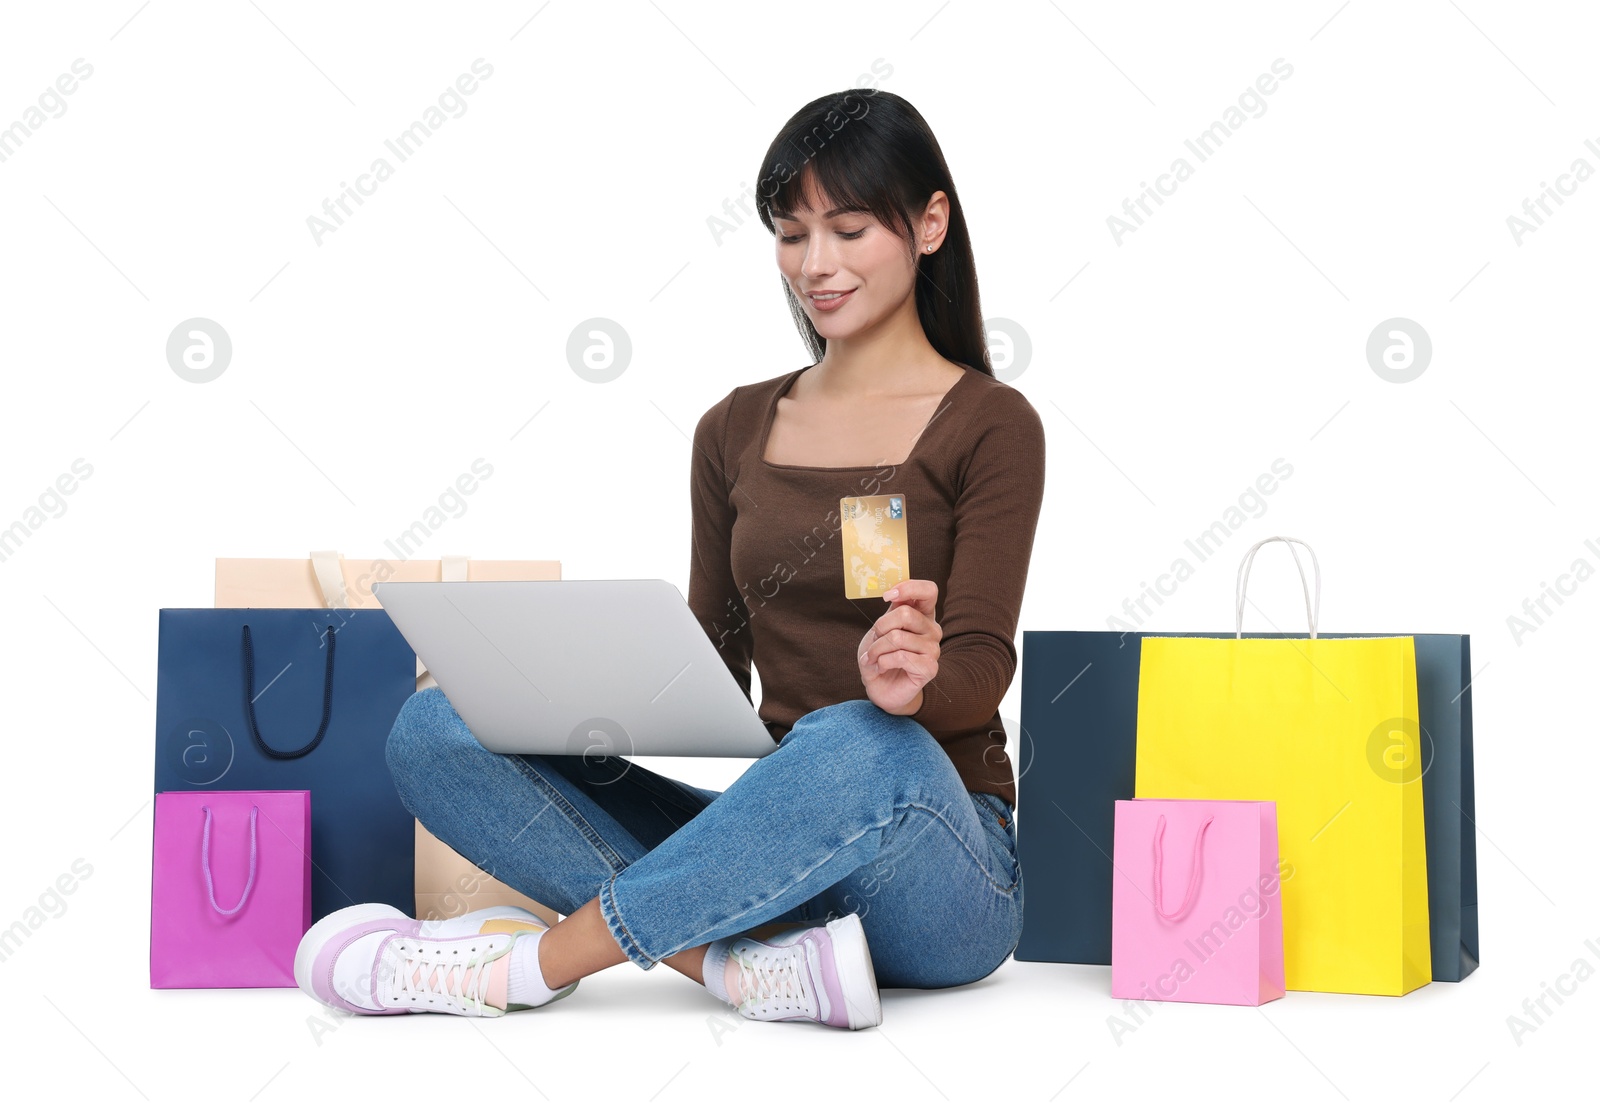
[687,362,1046,810]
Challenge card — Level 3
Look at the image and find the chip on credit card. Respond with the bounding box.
[840,494,909,599]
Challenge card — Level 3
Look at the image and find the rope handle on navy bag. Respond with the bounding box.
[200,805,259,917]
[1152,812,1214,921]
[1234,535,1322,639]
[240,621,337,759]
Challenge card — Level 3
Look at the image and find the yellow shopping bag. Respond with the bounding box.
[1134,537,1431,995]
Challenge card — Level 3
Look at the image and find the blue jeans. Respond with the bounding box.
[385,690,1023,989]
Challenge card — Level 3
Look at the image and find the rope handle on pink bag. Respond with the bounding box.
[1152,813,1213,921]
[201,805,259,917]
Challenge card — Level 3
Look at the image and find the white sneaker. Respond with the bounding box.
[294,903,578,1017]
[725,911,882,1029]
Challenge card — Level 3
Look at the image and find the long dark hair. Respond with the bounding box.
[754,89,992,378]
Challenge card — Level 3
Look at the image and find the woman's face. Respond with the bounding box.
[772,177,918,342]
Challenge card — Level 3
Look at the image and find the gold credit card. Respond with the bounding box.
[840,494,909,599]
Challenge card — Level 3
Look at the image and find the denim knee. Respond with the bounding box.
[384,687,469,796]
[780,698,945,788]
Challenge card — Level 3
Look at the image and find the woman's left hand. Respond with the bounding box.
[857,579,941,715]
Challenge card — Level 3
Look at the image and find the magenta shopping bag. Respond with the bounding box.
[150,790,311,988]
[1111,799,1285,1006]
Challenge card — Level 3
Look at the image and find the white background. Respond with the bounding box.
[1,1,1594,1098]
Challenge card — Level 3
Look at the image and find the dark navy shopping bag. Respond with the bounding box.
[154,608,417,920]
[1014,630,1478,982]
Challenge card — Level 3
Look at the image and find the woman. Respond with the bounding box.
[295,88,1045,1030]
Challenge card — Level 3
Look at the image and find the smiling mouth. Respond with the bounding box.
[806,289,856,309]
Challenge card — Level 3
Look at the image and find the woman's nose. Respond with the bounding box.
[801,237,838,277]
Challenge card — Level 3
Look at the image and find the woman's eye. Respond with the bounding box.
[780,229,867,243]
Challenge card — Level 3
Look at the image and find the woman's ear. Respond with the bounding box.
[918,190,950,253]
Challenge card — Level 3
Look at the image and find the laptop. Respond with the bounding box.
[372,579,777,759]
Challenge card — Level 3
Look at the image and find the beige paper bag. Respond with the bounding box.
[215,551,563,610]
[213,551,566,923]
[216,551,562,688]
[414,821,559,924]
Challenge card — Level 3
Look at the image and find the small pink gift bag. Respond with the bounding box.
[150,790,311,988]
[1111,798,1285,1006]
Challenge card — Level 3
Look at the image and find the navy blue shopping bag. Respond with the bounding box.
[1014,630,1478,982]
[154,608,417,920]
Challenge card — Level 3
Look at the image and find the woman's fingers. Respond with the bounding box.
[861,581,941,706]
[882,578,938,618]
[862,625,937,667]
[870,601,941,645]
[871,646,937,678]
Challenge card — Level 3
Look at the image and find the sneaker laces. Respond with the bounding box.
[732,941,815,1018]
[385,938,497,1014]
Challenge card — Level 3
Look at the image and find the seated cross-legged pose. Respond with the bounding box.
[296,86,1045,1031]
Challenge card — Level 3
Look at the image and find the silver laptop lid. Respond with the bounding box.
[373,579,776,759]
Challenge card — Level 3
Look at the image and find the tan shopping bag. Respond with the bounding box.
[215,550,563,610]
[415,821,559,924]
[216,551,562,689]
[213,551,566,923]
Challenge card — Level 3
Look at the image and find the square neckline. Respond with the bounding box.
[757,363,976,472]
